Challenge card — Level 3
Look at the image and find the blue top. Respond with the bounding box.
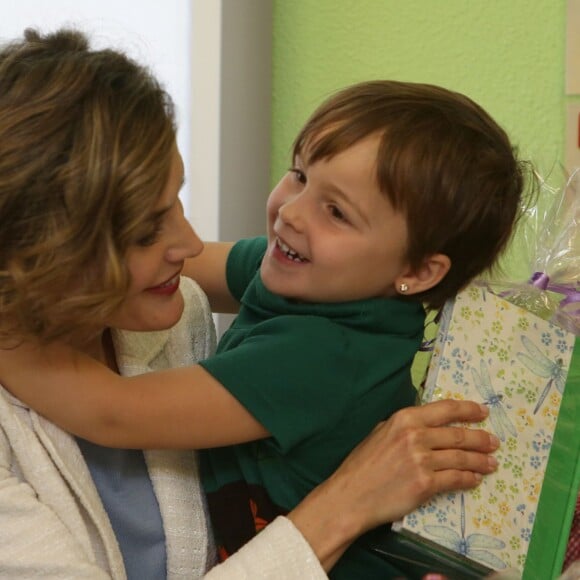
[77,439,167,579]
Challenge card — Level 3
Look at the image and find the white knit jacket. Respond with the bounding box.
[0,278,327,579]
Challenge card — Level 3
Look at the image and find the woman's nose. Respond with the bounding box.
[167,215,204,262]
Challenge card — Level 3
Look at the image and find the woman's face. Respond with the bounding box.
[106,145,203,332]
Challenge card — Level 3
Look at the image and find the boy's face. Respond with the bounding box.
[106,145,203,332]
[261,135,410,303]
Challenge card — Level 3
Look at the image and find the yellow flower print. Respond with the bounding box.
[516,408,534,431]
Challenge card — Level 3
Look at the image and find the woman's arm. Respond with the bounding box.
[206,400,498,575]
[204,516,328,579]
[183,241,238,313]
[286,399,497,570]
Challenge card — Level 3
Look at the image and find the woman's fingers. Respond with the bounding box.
[428,468,485,496]
[396,399,489,429]
[429,447,498,474]
[423,425,499,452]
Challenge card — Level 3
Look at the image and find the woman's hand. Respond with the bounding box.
[287,399,498,571]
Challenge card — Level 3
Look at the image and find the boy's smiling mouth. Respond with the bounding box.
[276,237,308,263]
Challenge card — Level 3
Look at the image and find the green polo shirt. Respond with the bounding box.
[199,236,426,578]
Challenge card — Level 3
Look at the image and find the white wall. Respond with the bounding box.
[190,1,272,242]
[190,0,272,333]
[2,0,193,213]
[2,0,272,245]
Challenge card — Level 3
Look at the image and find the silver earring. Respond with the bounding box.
[399,282,409,293]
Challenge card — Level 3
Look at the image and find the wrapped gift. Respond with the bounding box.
[373,172,580,579]
[387,284,578,577]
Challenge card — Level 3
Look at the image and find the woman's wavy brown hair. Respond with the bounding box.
[293,80,537,309]
[0,28,176,345]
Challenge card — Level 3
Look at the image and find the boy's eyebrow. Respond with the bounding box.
[325,182,371,227]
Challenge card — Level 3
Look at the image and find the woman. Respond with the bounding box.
[0,28,497,579]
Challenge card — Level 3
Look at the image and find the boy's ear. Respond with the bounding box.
[396,253,451,296]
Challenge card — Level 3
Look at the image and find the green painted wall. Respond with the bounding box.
[271,0,567,278]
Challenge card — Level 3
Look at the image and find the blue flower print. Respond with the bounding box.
[556,339,569,354]
[452,370,464,385]
[532,429,552,452]
[529,456,541,469]
[452,348,472,370]
[541,332,552,346]
[436,510,448,524]
[407,513,418,528]
[520,528,531,542]
[441,357,451,371]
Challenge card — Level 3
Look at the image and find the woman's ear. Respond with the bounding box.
[395,254,451,296]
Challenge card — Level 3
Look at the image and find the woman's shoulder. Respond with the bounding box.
[169,277,217,363]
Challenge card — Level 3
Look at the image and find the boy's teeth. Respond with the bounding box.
[277,238,306,262]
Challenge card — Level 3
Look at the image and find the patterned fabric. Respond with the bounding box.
[564,494,580,571]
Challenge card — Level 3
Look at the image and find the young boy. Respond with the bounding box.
[3,80,529,578]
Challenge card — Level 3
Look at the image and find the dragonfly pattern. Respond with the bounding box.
[424,493,507,569]
[471,359,517,442]
[516,335,567,415]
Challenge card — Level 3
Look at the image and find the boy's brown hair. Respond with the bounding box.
[0,28,176,345]
[293,80,534,309]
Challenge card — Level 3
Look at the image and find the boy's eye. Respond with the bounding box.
[329,204,347,222]
[289,167,306,184]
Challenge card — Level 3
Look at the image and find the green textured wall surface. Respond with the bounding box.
[271,0,566,279]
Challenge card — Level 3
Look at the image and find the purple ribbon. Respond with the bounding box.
[529,271,580,310]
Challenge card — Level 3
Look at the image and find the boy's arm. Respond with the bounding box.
[183,241,239,313]
[0,341,269,449]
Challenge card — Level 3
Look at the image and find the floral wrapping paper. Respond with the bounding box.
[397,284,576,573]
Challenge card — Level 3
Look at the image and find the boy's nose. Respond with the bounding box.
[278,197,305,232]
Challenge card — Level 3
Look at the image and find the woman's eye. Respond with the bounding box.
[289,167,306,184]
[137,226,162,247]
